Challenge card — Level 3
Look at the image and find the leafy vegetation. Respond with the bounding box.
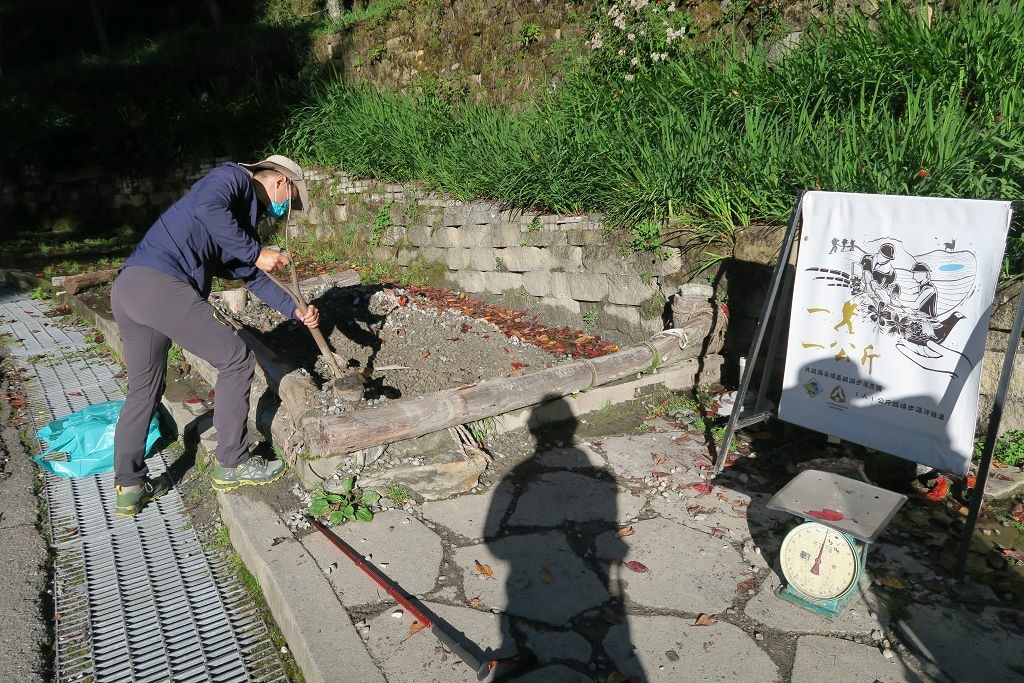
[385,484,410,505]
[991,429,1024,467]
[370,201,396,247]
[308,476,380,525]
[279,1,1024,270]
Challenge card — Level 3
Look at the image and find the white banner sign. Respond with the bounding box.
[778,191,1013,475]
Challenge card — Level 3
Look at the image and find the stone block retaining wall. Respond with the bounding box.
[299,169,697,344]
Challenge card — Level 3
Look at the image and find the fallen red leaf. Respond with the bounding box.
[1002,548,1024,562]
[692,483,713,496]
[925,476,949,501]
[624,560,649,573]
[408,620,426,636]
[1009,503,1024,523]
[474,560,495,578]
[805,508,844,521]
[422,350,431,358]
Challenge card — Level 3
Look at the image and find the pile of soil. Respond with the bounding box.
[226,283,602,412]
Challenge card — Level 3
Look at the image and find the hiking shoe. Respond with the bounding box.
[211,455,285,491]
[115,474,172,517]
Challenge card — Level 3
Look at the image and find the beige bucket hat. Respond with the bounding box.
[240,154,308,212]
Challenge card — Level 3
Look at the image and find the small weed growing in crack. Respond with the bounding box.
[308,476,379,525]
[370,201,396,247]
[385,484,409,506]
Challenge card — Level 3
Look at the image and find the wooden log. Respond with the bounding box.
[303,329,693,458]
[63,269,119,296]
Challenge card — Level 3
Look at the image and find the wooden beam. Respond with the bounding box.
[303,329,694,458]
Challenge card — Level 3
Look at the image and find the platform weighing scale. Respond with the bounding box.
[766,469,907,619]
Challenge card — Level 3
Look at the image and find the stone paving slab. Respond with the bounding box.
[745,572,889,636]
[534,443,607,469]
[648,481,790,543]
[418,483,514,541]
[452,531,610,625]
[896,604,1024,682]
[506,471,646,527]
[361,601,515,683]
[514,622,593,667]
[302,511,444,608]
[508,664,590,682]
[595,517,753,614]
[791,635,922,683]
[596,432,693,481]
[603,615,780,682]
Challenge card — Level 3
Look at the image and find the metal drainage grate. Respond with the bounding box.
[1,288,288,682]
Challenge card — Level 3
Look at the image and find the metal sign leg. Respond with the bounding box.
[714,192,805,473]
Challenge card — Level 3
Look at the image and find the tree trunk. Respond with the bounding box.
[303,330,694,457]
[87,0,110,55]
[326,0,342,21]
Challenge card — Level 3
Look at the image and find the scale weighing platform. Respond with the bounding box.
[767,469,908,619]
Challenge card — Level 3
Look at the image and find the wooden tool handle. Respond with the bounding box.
[263,269,345,379]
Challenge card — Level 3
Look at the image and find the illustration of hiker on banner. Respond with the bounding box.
[778,191,1013,475]
[806,237,977,378]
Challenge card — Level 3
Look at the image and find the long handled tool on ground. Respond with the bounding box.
[307,515,495,680]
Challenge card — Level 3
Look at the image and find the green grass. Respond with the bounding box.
[998,515,1024,534]
[279,0,1024,271]
[385,484,409,505]
[990,429,1024,467]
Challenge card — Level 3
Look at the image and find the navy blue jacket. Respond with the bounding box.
[122,162,296,320]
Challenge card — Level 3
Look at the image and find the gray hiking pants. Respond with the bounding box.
[111,266,255,487]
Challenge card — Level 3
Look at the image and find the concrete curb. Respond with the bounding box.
[217,492,387,683]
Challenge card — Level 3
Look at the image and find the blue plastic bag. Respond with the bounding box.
[34,400,161,478]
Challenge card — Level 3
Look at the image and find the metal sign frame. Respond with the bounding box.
[712,194,1022,582]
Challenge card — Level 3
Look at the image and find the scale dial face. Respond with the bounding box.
[779,522,858,600]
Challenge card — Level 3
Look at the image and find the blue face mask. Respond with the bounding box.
[265,197,290,219]
[265,180,291,218]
